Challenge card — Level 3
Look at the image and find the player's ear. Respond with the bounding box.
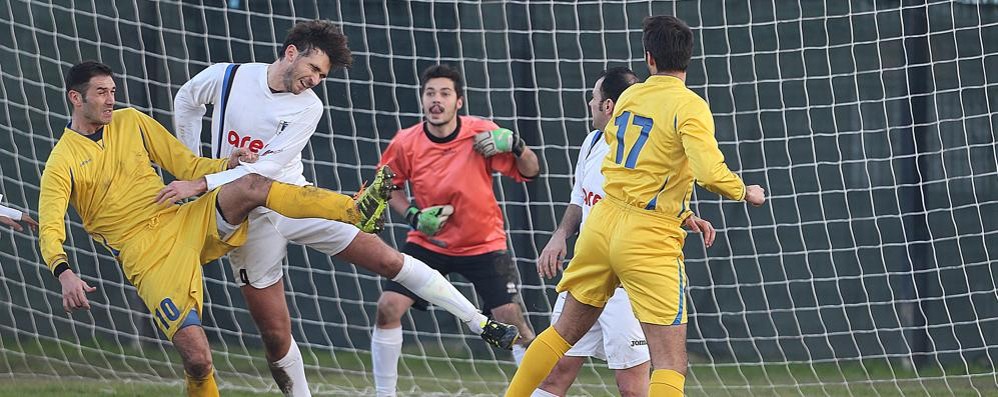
[285,44,298,61]
[603,98,615,115]
[456,95,464,111]
[67,90,81,107]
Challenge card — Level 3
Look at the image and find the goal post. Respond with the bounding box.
[1,1,996,395]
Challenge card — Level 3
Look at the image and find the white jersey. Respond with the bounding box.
[173,62,323,190]
[569,130,609,224]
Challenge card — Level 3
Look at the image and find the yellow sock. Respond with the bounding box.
[185,366,219,397]
[649,369,685,396]
[265,182,359,224]
[504,327,572,397]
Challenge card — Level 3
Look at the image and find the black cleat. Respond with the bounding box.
[479,318,520,350]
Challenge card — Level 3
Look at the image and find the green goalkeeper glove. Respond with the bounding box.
[472,128,525,157]
[405,205,454,236]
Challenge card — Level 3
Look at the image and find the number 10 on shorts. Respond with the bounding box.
[155,297,181,329]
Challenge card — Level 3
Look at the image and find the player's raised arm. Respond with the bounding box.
[173,63,229,152]
[677,99,751,202]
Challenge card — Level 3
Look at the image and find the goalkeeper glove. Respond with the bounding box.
[472,128,525,157]
[405,205,454,236]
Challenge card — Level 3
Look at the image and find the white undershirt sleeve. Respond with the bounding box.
[0,195,22,220]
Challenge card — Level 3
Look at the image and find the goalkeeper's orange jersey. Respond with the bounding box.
[39,107,229,271]
[601,75,745,219]
[379,116,530,256]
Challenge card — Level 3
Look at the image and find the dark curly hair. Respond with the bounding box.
[280,20,353,69]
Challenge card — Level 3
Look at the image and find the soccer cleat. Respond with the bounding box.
[479,318,520,350]
[354,165,396,233]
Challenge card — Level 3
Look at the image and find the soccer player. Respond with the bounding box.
[0,196,37,232]
[505,16,766,397]
[39,60,393,397]
[370,64,540,396]
[533,66,716,397]
[172,21,520,396]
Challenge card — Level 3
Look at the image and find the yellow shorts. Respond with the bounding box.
[557,196,688,325]
[115,189,247,340]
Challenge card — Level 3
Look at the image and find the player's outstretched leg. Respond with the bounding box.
[338,232,520,347]
[215,166,394,232]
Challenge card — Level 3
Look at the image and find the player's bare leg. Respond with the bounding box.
[536,355,585,396]
[491,302,535,364]
[173,325,219,397]
[614,361,651,397]
[241,280,307,395]
[641,323,687,396]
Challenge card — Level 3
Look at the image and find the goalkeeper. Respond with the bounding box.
[39,61,392,397]
[371,64,540,397]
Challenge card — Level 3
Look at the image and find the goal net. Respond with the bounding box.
[1,1,996,395]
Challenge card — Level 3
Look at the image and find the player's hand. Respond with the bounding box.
[472,128,525,158]
[0,213,38,232]
[683,214,715,248]
[227,147,258,169]
[537,233,567,279]
[155,178,208,205]
[405,205,454,236]
[59,269,97,313]
[744,185,766,207]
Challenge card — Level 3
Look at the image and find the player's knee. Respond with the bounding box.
[183,353,213,379]
[259,328,291,359]
[617,381,644,397]
[231,173,272,205]
[375,294,408,327]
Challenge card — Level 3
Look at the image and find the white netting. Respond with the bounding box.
[1,1,996,396]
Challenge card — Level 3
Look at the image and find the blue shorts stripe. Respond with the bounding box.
[671,258,685,325]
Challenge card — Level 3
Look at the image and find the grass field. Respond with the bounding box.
[0,337,994,396]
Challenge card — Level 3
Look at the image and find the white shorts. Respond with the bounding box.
[550,288,649,369]
[228,208,360,288]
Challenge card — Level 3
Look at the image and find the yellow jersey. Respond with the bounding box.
[601,75,745,219]
[39,107,229,272]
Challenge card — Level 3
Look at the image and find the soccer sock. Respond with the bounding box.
[371,326,403,397]
[185,366,219,397]
[530,388,559,397]
[268,338,310,397]
[391,254,489,334]
[504,327,571,397]
[512,343,526,366]
[649,369,685,397]
[265,182,359,224]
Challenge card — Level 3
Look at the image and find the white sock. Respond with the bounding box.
[512,343,527,366]
[371,326,403,397]
[270,338,311,397]
[531,388,559,397]
[392,254,489,334]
